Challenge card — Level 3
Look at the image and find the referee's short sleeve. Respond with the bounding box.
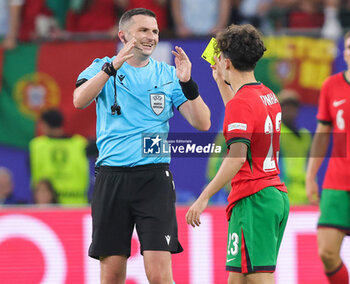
[76,58,107,85]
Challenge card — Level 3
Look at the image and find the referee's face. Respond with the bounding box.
[126,15,159,59]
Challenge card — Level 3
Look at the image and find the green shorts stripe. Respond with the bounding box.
[226,186,289,273]
[318,189,350,235]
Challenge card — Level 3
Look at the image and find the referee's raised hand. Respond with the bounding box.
[172,46,191,82]
[112,38,136,71]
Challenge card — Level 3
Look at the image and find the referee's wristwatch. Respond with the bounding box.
[101,62,117,76]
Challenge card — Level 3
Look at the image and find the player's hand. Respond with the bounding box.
[186,197,209,227]
[172,46,191,82]
[112,38,136,70]
[306,178,319,205]
[211,56,225,83]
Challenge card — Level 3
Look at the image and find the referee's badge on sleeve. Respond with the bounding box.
[150,93,165,115]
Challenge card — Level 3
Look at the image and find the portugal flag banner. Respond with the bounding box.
[0,41,116,149]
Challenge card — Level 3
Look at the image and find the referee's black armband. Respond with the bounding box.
[76,78,88,88]
[179,77,199,100]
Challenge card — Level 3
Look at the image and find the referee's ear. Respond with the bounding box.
[118,31,127,45]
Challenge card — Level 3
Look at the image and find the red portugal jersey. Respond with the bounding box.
[223,83,287,220]
[317,72,350,191]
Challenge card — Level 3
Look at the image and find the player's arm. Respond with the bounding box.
[73,39,136,109]
[305,122,332,204]
[2,1,23,50]
[186,142,247,227]
[172,46,211,131]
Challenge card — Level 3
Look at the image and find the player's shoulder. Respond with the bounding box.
[29,135,49,147]
[322,72,344,87]
[226,95,251,111]
[71,134,88,145]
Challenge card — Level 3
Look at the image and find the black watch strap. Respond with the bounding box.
[101,62,117,76]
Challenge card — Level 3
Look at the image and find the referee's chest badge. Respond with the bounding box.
[150,93,165,115]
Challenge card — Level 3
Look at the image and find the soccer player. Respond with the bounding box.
[73,8,211,284]
[306,31,350,284]
[186,24,289,284]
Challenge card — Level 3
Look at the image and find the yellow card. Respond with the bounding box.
[201,37,220,65]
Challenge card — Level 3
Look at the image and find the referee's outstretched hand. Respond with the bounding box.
[112,38,136,70]
[172,46,191,82]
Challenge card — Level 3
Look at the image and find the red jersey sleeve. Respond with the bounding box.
[223,98,254,148]
[317,77,332,123]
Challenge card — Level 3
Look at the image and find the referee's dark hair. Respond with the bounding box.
[41,108,64,128]
[119,8,156,31]
[216,24,266,72]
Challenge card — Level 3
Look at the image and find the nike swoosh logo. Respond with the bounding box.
[226,258,236,262]
[333,99,346,107]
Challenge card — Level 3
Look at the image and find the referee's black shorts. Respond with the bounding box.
[89,163,183,259]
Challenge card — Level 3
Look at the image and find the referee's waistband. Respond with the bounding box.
[97,163,169,172]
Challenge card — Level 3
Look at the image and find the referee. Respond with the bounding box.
[73,8,211,284]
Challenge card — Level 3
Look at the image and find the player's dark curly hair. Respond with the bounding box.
[216,24,266,71]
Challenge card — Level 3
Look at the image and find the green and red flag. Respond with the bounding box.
[0,40,116,149]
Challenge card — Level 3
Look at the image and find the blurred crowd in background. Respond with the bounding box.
[2,0,350,50]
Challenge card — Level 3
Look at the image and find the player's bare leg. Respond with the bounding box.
[318,227,345,271]
[228,272,246,284]
[245,272,274,284]
[143,250,173,284]
[100,255,127,284]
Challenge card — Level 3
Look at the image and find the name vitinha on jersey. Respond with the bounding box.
[260,93,279,106]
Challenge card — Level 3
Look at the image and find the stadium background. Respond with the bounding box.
[0,29,349,283]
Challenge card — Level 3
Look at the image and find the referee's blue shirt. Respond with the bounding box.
[77,57,188,167]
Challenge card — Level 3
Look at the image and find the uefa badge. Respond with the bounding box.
[150,93,165,115]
